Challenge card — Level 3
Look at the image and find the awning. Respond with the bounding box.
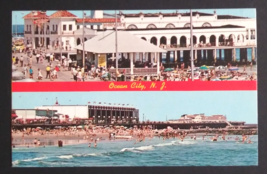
[75,30,167,53]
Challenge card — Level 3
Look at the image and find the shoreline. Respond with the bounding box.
[12,131,257,148]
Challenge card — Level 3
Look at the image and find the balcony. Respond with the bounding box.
[24,31,32,34]
[61,31,74,35]
[34,31,39,34]
[51,31,58,34]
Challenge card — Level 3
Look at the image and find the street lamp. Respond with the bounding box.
[82,11,86,67]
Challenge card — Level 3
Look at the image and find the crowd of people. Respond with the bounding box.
[159,62,257,81]
[11,124,254,149]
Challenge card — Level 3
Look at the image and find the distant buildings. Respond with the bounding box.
[169,113,227,123]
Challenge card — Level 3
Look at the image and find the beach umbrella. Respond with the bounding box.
[200,65,209,70]
[220,76,232,80]
[12,113,18,119]
[164,68,174,72]
[36,54,40,57]
[211,79,221,81]
[229,67,239,71]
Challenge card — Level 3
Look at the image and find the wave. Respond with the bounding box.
[154,141,176,147]
[12,157,48,166]
[120,145,154,153]
[12,160,20,166]
[58,155,73,159]
[23,157,48,162]
[73,153,101,157]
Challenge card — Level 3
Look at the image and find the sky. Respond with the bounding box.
[12,91,257,124]
[12,9,256,25]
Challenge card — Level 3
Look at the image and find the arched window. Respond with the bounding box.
[77,38,81,45]
[184,23,192,28]
[166,23,175,28]
[147,24,157,29]
[202,22,212,27]
[127,24,138,29]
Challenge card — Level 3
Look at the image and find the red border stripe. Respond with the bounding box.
[12,81,257,92]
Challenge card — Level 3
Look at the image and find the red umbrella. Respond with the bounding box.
[12,114,18,119]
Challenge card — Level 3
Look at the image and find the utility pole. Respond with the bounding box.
[115,10,118,81]
[60,11,62,60]
[190,9,194,81]
[143,114,144,122]
[82,11,85,67]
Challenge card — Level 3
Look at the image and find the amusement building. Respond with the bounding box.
[13,102,140,125]
[22,10,257,70]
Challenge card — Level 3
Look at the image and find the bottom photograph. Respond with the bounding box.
[11,91,257,167]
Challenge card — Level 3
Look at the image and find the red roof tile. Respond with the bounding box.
[49,11,77,18]
[23,11,48,19]
[76,18,121,23]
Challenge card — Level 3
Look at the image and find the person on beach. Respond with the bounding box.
[23,64,28,77]
[88,143,91,147]
[20,56,24,67]
[16,57,19,64]
[37,139,41,146]
[33,138,37,146]
[37,68,42,80]
[29,67,33,79]
[72,68,78,82]
[46,65,51,79]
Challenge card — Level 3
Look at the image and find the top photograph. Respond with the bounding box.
[12,9,257,82]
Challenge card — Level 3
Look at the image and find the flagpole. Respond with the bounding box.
[60,11,62,60]
[115,10,118,81]
[190,9,194,81]
[83,11,85,67]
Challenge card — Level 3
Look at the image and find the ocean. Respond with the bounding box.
[12,25,24,36]
[12,135,258,167]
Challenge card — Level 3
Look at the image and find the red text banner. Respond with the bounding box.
[12,81,257,92]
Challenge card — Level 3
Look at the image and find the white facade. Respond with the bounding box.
[35,105,89,119]
[23,10,256,62]
[15,109,36,120]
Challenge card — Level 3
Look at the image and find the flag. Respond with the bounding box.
[118,104,120,105]
[122,104,125,106]
[88,102,90,104]
[93,101,96,104]
[109,103,111,105]
[99,102,101,104]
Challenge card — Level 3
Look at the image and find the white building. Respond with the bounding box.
[23,10,257,66]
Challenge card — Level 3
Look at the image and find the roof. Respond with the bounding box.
[217,15,249,19]
[23,11,48,19]
[125,25,245,31]
[73,28,97,36]
[75,30,167,53]
[120,11,214,17]
[49,10,77,18]
[76,18,121,23]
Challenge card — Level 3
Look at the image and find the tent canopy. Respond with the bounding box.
[75,30,167,53]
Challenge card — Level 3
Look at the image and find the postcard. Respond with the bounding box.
[11,8,257,167]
